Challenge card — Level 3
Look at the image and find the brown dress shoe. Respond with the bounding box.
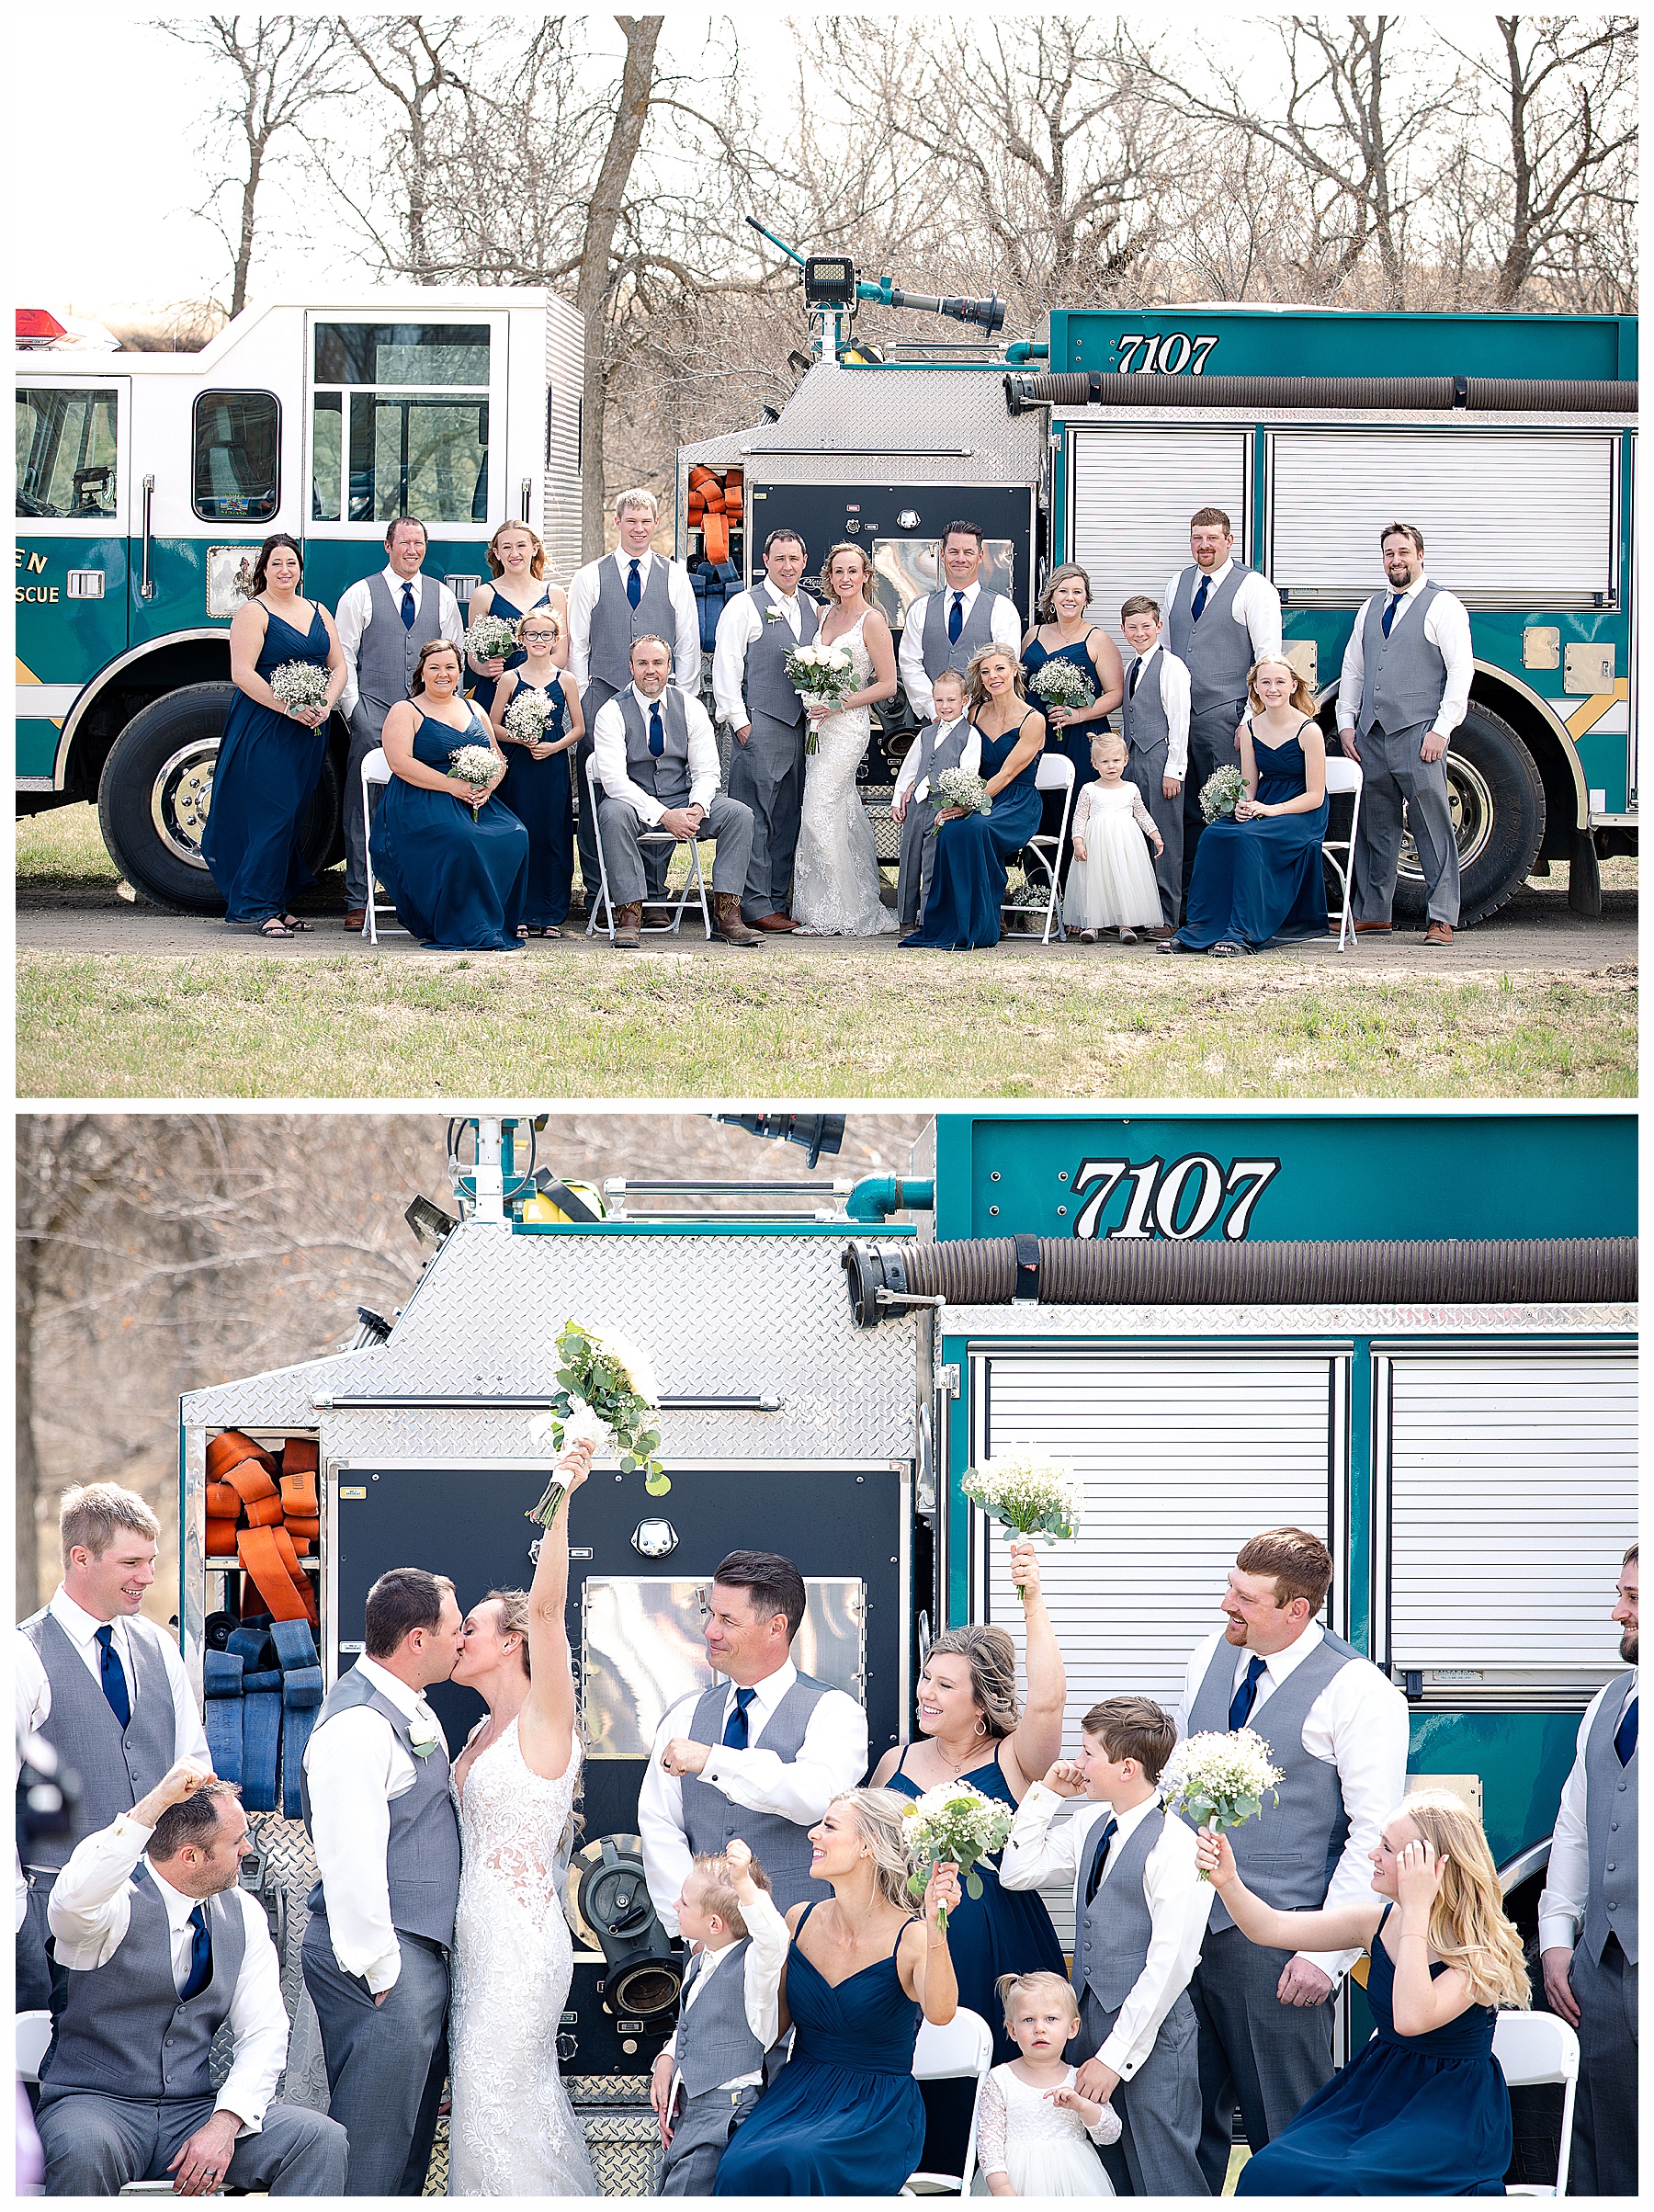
[1353,920,1392,935]
[344,909,367,932]
[1423,920,1454,946]
[750,911,798,932]
[713,894,762,946]
[611,902,642,948]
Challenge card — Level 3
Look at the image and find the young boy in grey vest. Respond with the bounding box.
[1118,596,1191,936]
[651,1838,788,2195]
[1001,1696,1213,2196]
[891,664,973,928]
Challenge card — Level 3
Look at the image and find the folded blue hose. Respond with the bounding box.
[202,1650,244,1787]
[240,1665,283,1813]
[269,1618,323,1818]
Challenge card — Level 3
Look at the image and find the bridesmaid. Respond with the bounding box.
[372,639,529,952]
[201,533,346,937]
[901,646,1047,949]
[1021,562,1124,806]
[467,523,569,713]
[715,1791,960,2198]
[489,610,583,936]
[870,1545,1069,2064]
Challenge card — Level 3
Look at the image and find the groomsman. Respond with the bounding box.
[1175,1526,1408,2194]
[1164,507,1283,893]
[891,664,974,928]
[1118,595,1192,936]
[335,516,465,931]
[640,1550,869,1931]
[897,520,1023,722]
[568,489,702,917]
[1336,522,1473,947]
[1539,1543,1637,2197]
[711,532,822,931]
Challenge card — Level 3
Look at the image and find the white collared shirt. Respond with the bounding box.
[1164,558,1284,666]
[710,585,824,726]
[1537,1666,1638,1953]
[334,564,465,719]
[892,713,980,805]
[300,1656,447,1993]
[660,1881,790,2102]
[567,548,702,695]
[1000,1787,1213,2081]
[640,1658,870,1935]
[1335,573,1474,738]
[1175,1622,1410,1982]
[591,681,723,827]
[15,1588,211,1788]
[49,1810,289,2133]
[898,584,1023,720]
[1125,641,1192,780]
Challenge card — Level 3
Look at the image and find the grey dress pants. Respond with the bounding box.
[1350,719,1461,925]
[343,700,391,910]
[1568,1935,1638,2195]
[1126,738,1184,928]
[727,709,807,919]
[1180,698,1247,899]
[1076,1981,1209,2196]
[37,2091,347,2196]
[1189,1923,1335,2194]
[575,679,620,904]
[301,1915,450,2196]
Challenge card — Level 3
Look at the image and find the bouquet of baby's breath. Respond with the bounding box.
[935,767,992,816]
[962,1447,1084,1542]
[1159,1727,1284,1877]
[1199,765,1246,822]
[464,614,520,664]
[526,1320,666,1526]
[269,663,331,716]
[901,1780,1014,1930]
[447,743,499,815]
[503,688,552,747]
[1028,659,1094,712]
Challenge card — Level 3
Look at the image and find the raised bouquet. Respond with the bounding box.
[503,687,553,747]
[1027,658,1094,713]
[900,1778,1015,1929]
[1158,1727,1284,1877]
[526,1319,666,1527]
[786,641,856,751]
[1199,765,1246,822]
[961,1446,1084,1601]
[269,662,331,716]
[934,766,992,816]
[464,613,520,666]
[447,743,500,814]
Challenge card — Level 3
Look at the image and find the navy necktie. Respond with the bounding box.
[94,1624,130,1729]
[1615,1693,1637,1766]
[401,579,416,630]
[1229,1654,1267,1731]
[1191,574,1210,622]
[1381,592,1400,639]
[722,1686,757,1749]
[948,592,965,644]
[1128,658,1143,698]
[1084,1817,1119,1906]
[181,1903,212,2001]
[649,702,664,756]
[628,559,643,610]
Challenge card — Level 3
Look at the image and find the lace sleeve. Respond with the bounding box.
[1128,786,1159,839]
[975,2067,1010,2178]
[1071,784,1095,839]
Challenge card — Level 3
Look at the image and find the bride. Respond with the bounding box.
[447,1440,598,2196]
[791,541,900,935]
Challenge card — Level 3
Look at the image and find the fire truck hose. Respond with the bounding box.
[226,1625,283,1813]
[1003,371,1637,416]
[236,1526,318,1626]
[271,1619,323,1821]
[203,1650,244,1786]
[207,1432,278,1481]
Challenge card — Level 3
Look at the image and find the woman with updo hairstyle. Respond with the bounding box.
[466,523,569,709]
[200,531,346,936]
[1022,561,1125,827]
[870,1547,1069,2061]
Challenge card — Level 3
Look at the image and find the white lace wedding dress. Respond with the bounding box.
[447,1717,597,2197]
[791,608,897,935]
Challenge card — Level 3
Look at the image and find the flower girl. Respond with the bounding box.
[1062,732,1164,944]
[973,1972,1120,2197]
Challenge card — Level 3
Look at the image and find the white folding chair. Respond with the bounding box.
[16,2008,52,2082]
[1321,755,1364,950]
[901,2004,994,2195]
[1000,751,1075,946]
[1493,2010,1580,2196]
[583,754,711,942]
[358,746,408,947]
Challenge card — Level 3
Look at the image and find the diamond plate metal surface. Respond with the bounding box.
[720,362,1045,488]
[940,1300,1636,1340]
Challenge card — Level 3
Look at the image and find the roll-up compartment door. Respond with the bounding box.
[1067,429,1252,651]
[1270,431,1616,607]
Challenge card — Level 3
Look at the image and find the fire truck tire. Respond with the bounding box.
[1390,703,1545,928]
[98,685,343,913]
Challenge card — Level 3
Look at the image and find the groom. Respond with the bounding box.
[300,1567,464,2198]
[711,531,822,932]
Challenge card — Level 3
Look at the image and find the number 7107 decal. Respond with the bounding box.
[1070,1156,1281,1242]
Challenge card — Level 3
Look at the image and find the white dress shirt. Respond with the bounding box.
[16,1588,211,1777]
[1125,641,1191,780]
[1537,1667,1637,1953]
[49,1810,289,2132]
[640,1659,870,1936]
[591,682,724,827]
[567,549,702,695]
[660,1881,790,2103]
[1164,558,1284,670]
[1175,1621,1410,1982]
[898,584,1023,721]
[1000,1787,1214,2082]
[710,586,823,727]
[334,565,465,720]
[1335,573,1474,738]
[892,713,980,806]
[300,1655,447,1993]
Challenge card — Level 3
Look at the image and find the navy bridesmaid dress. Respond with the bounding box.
[372,709,528,950]
[888,1751,1066,2066]
[469,584,551,714]
[1174,716,1329,950]
[1023,629,1106,800]
[496,680,574,929]
[1236,1906,1512,2196]
[714,1905,927,2197]
[201,603,330,925]
[901,714,1045,949]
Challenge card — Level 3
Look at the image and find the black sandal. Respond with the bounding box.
[281,914,312,932]
[259,917,296,938]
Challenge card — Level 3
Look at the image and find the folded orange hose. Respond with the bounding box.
[208,1432,276,1480]
[206,1518,238,1560]
[206,1483,238,1519]
[284,1516,321,1543]
[702,512,730,563]
[236,1527,313,1624]
[280,1470,319,1517]
[222,1458,278,1507]
[243,1495,285,1529]
[280,1439,319,1476]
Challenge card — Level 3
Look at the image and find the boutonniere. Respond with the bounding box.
[409,1712,440,1759]
[763,605,787,624]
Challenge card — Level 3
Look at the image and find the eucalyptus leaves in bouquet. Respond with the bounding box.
[1027,658,1094,715]
[934,767,993,816]
[1159,1727,1284,1877]
[900,1779,1014,1931]
[961,1447,1083,1605]
[526,1320,666,1527]
[269,663,331,717]
[464,613,520,666]
[1199,766,1247,822]
[447,744,499,815]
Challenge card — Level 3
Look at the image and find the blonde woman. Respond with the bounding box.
[1164,653,1328,956]
[1197,1789,1529,2195]
[1021,562,1124,779]
[467,523,568,711]
[713,1790,960,2196]
[900,645,1047,948]
[791,541,899,935]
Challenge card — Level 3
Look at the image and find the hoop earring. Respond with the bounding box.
[973,1717,988,1740]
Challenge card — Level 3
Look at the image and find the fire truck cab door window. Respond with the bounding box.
[16,387,119,519]
[192,390,280,523]
[349,392,490,524]
[313,323,491,387]
[310,322,493,526]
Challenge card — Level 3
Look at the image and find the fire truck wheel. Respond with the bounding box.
[99,684,343,913]
[1391,702,1546,928]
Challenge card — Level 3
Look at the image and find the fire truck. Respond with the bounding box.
[169,1109,1634,2189]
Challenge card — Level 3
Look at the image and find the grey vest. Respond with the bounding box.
[676,1937,767,2095]
[21,1610,179,1871]
[1166,563,1254,718]
[1357,580,1448,736]
[680,1674,835,1911]
[614,686,692,807]
[1185,1629,1363,1932]
[40,1860,246,2104]
[1122,650,1173,760]
[356,571,445,715]
[300,1667,461,1948]
[1582,1672,1637,1965]
[738,584,819,727]
[896,714,972,925]
[584,554,678,695]
[920,587,1003,681]
[1074,1807,1162,2013]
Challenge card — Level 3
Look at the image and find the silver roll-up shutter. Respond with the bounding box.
[1066,428,1252,653]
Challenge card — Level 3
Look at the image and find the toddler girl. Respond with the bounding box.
[974,1970,1119,2197]
[1062,733,1163,944]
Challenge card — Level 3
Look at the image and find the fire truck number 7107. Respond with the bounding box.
[1070,1155,1281,1242]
